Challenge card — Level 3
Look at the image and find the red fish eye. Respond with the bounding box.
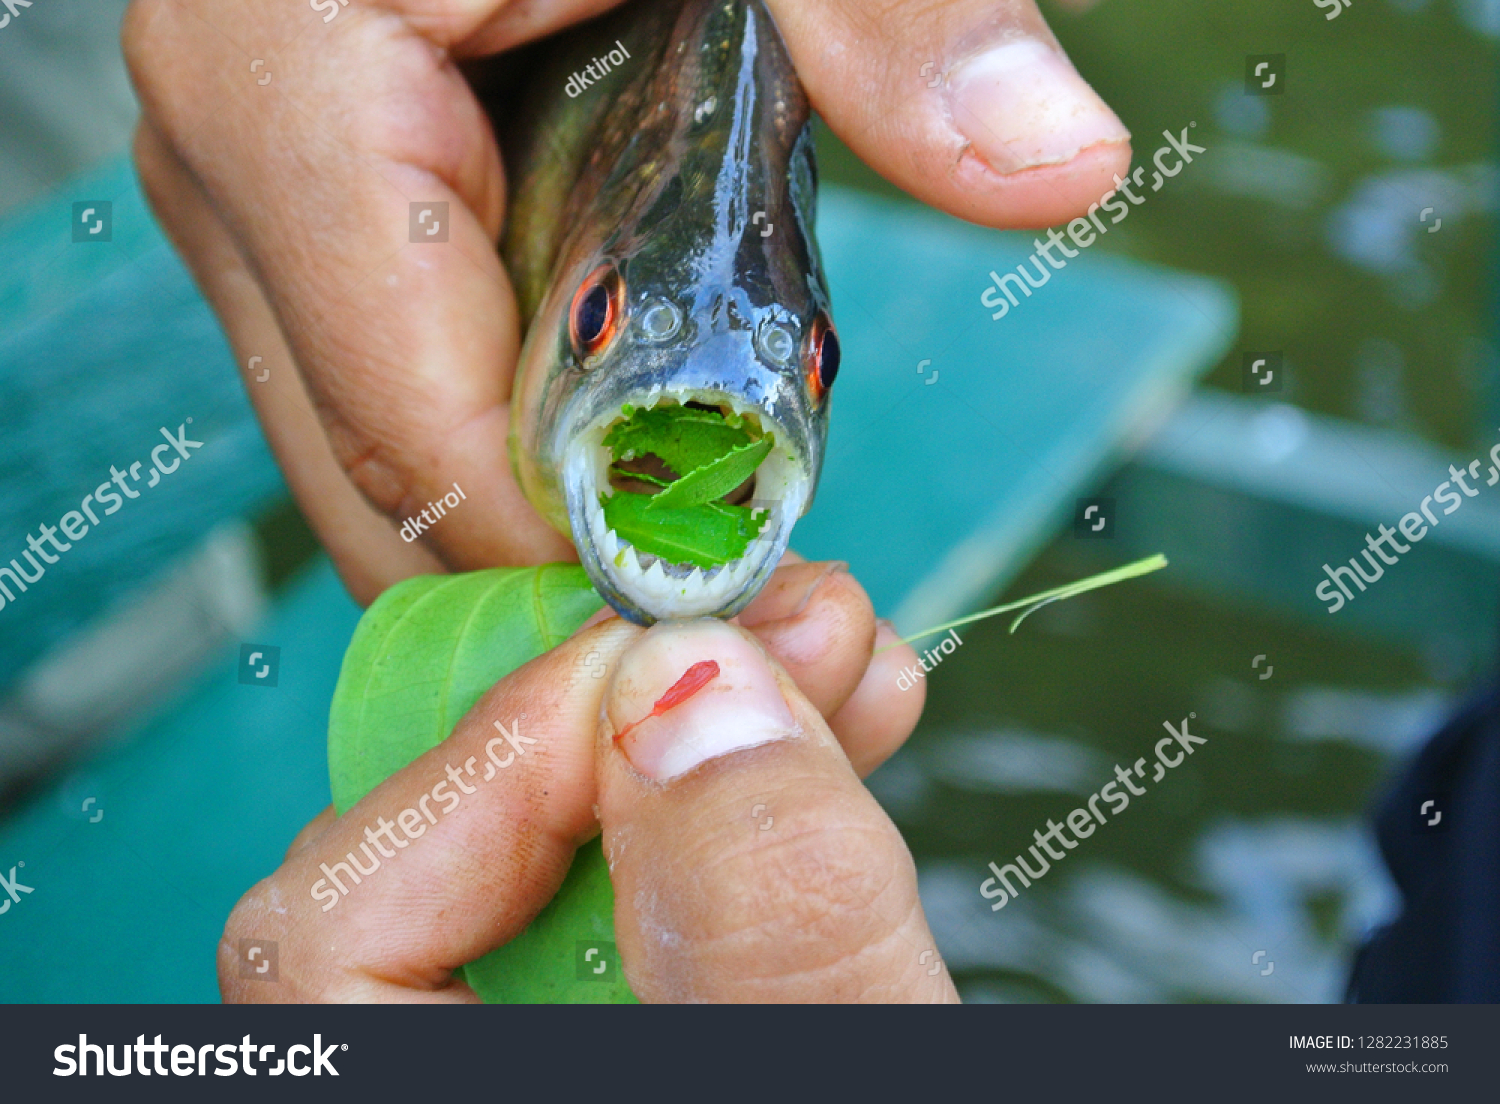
[806,315,839,400]
[570,265,623,362]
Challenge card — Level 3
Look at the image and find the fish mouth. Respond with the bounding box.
[562,389,810,624]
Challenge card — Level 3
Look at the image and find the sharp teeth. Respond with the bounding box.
[729,552,755,588]
[590,511,792,617]
[575,388,811,617]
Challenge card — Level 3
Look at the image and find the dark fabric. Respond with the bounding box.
[1347,680,1500,1002]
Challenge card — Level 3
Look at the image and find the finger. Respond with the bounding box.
[740,563,922,774]
[737,560,870,718]
[735,555,830,626]
[133,120,446,603]
[450,0,628,56]
[584,560,914,774]
[220,615,643,1003]
[766,0,1132,228]
[828,620,926,778]
[284,805,337,862]
[597,620,958,1003]
[125,0,575,576]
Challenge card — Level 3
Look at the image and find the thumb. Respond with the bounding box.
[596,620,957,1003]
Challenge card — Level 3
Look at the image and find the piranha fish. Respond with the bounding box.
[488,0,838,625]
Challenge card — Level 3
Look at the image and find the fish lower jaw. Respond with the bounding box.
[585,494,779,615]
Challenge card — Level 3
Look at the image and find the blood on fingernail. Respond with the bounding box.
[614,660,721,742]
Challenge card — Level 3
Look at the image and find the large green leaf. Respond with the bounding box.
[328,564,636,1003]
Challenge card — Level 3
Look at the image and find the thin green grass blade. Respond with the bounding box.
[878,554,1169,653]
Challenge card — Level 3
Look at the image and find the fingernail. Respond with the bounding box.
[574,606,618,634]
[874,619,901,653]
[737,560,848,627]
[948,39,1129,174]
[605,620,797,781]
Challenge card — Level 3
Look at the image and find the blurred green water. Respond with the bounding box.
[819,0,1496,1002]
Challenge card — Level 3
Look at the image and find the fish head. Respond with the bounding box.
[510,189,837,625]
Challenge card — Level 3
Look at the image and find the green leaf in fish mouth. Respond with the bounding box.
[600,403,772,570]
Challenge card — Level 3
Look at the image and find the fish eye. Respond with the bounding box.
[757,320,797,366]
[806,314,839,400]
[570,264,623,363]
[638,298,682,342]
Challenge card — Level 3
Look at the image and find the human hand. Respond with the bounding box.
[219,560,954,1002]
[125,0,1130,604]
